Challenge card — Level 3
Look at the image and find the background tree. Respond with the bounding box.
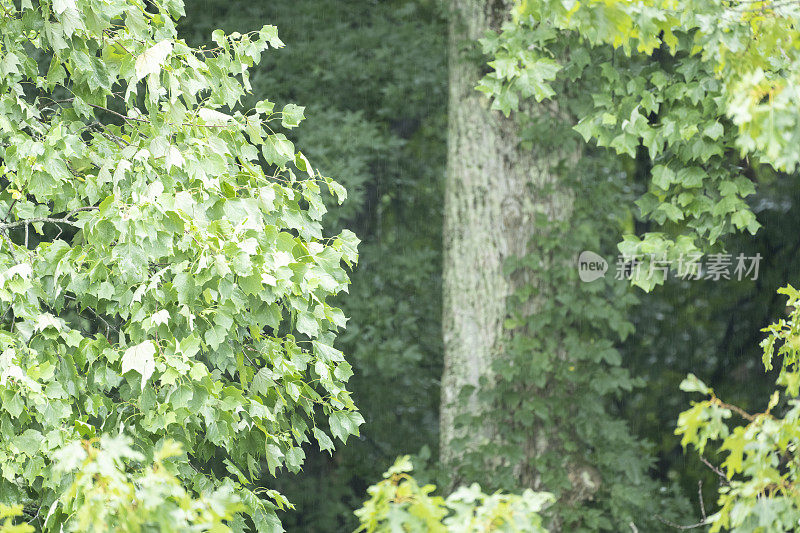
[481,0,800,528]
[442,1,684,530]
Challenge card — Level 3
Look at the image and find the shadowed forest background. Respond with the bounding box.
[178,1,799,531]
[181,2,446,530]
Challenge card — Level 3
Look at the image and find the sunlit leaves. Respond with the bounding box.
[0,504,33,533]
[354,456,553,533]
[120,341,156,391]
[134,40,174,82]
[52,436,244,532]
[280,104,305,129]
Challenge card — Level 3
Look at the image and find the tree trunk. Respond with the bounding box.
[440,0,574,492]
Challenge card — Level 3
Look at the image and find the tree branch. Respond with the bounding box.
[86,102,235,129]
[699,454,730,486]
[0,207,98,231]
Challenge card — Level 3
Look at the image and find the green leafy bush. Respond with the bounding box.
[0,0,357,529]
[354,457,553,533]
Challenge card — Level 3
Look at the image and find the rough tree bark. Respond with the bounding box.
[439,0,578,500]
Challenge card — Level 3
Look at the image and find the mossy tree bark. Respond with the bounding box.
[440,0,578,501]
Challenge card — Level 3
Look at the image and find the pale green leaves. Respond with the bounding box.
[262,134,295,165]
[281,103,305,128]
[53,435,244,532]
[679,373,711,395]
[0,2,358,528]
[258,25,284,49]
[143,310,170,332]
[326,178,347,204]
[255,100,275,114]
[121,341,156,390]
[296,311,320,338]
[355,457,553,533]
[52,0,77,15]
[134,40,173,82]
[198,108,233,125]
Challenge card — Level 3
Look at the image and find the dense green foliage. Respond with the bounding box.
[354,456,552,533]
[481,0,800,288]
[0,0,360,529]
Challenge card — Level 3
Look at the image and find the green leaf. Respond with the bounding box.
[121,341,156,391]
[134,40,173,81]
[679,373,711,395]
[281,103,305,128]
[313,427,334,453]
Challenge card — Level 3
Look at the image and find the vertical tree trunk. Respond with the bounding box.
[440,0,573,491]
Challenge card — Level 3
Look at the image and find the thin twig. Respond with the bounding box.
[698,480,706,520]
[0,206,98,231]
[654,476,715,530]
[3,198,18,223]
[86,102,235,129]
[64,294,120,335]
[711,396,756,421]
[0,231,19,261]
[654,515,710,530]
[699,455,730,485]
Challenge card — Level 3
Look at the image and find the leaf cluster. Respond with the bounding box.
[353,456,552,533]
[0,0,360,529]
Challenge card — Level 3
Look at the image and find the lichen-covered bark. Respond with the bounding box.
[440,0,574,494]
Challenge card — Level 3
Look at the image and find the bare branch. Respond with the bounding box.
[698,480,706,520]
[654,515,710,530]
[699,455,730,485]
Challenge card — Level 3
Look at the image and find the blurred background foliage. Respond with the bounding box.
[181,2,446,531]
[174,1,800,530]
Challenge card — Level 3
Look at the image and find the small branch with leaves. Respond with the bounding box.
[0,206,98,232]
